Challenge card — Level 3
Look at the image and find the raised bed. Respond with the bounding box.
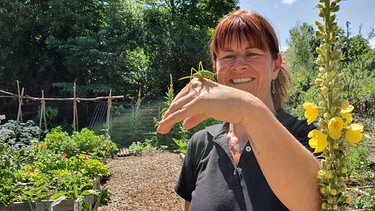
[0,195,94,211]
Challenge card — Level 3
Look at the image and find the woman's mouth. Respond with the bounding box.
[231,77,254,84]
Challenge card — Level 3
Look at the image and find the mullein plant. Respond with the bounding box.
[303,0,364,210]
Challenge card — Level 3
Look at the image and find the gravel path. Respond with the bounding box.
[98,150,183,211]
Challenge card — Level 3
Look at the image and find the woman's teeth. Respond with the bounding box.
[232,78,253,84]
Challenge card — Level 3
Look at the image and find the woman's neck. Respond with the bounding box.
[228,123,249,146]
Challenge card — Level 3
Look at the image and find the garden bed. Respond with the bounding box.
[0,195,94,211]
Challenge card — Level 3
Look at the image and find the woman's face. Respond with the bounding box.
[215,38,281,105]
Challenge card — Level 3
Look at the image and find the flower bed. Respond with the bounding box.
[0,119,116,210]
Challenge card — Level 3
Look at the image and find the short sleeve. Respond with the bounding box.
[174,130,205,201]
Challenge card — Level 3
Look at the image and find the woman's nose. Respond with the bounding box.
[232,57,247,71]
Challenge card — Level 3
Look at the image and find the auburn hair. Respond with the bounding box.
[210,9,292,109]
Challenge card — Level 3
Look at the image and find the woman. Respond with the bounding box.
[157,9,321,210]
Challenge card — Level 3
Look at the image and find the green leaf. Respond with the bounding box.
[49,195,67,210]
[49,192,69,200]
[80,189,100,196]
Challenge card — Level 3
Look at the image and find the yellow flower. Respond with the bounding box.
[321,86,328,95]
[303,102,319,125]
[346,196,352,203]
[340,100,354,112]
[326,171,332,179]
[320,187,326,194]
[341,112,353,128]
[315,78,322,86]
[308,129,328,153]
[345,123,364,145]
[330,189,337,196]
[341,167,347,174]
[328,117,344,140]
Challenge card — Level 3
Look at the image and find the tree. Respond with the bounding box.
[284,20,375,118]
[140,0,239,95]
[284,22,320,76]
[283,23,321,115]
[1,0,238,100]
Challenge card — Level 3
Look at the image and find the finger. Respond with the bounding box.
[161,79,208,121]
[183,114,210,130]
[157,79,215,134]
[157,97,204,134]
[161,86,197,121]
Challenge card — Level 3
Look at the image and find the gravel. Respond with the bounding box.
[98,150,183,211]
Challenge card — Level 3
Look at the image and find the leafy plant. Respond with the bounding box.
[128,141,145,155]
[172,138,189,154]
[304,0,366,209]
[0,125,116,209]
[154,74,188,150]
[0,120,43,145]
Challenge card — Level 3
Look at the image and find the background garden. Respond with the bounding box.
[1,0,374,210]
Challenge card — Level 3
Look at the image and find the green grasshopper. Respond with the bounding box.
[179,61,216,81]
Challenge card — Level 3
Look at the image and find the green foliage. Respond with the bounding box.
[353,190,375,210]
[153,74,221,153]
[44,127,116,158]
[128,141,145,155]
[154,74,187,150]
[0,125,115,207]
[0,120,43,145]
[284,22,375,119]
[347,136,375,210]
[172,138,188,154]
[51,82,113,98]
[35,106,59,129]
[347,140,372,178]
[284,22,320,73]
[284,23,321,117]
[0,0,237,105]
[0,142,22,205]
[340,54,375,118]
[128,139,157,155]
[111,104,125,116]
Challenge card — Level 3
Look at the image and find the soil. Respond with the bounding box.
[98,140,375,211]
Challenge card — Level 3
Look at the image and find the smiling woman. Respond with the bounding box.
[157,9,321,211]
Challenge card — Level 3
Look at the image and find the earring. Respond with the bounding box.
[272,80,276,94]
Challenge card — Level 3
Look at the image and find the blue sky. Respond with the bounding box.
[239,0,375,50]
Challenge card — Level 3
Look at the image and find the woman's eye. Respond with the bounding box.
[222,55,234,59]
[247,53,258,57]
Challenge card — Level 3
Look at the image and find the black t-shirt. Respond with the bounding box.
[175,108,316,211]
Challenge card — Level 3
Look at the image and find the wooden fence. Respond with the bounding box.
[0,81,124,133]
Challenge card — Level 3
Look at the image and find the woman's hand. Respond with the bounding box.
[157,78,259,134]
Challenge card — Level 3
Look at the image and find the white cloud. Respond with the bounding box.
[281,0,298,5]
[370,37,375,49]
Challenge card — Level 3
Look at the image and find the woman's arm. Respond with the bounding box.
[184,200,190,211]
[242,104,321,210]
[158,79,321,210]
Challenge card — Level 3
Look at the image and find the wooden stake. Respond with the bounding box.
[106,89,112,131]
[16,87,24,133]
[73,82,78,132]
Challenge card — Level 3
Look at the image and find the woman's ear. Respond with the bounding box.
[272,53,282,80]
